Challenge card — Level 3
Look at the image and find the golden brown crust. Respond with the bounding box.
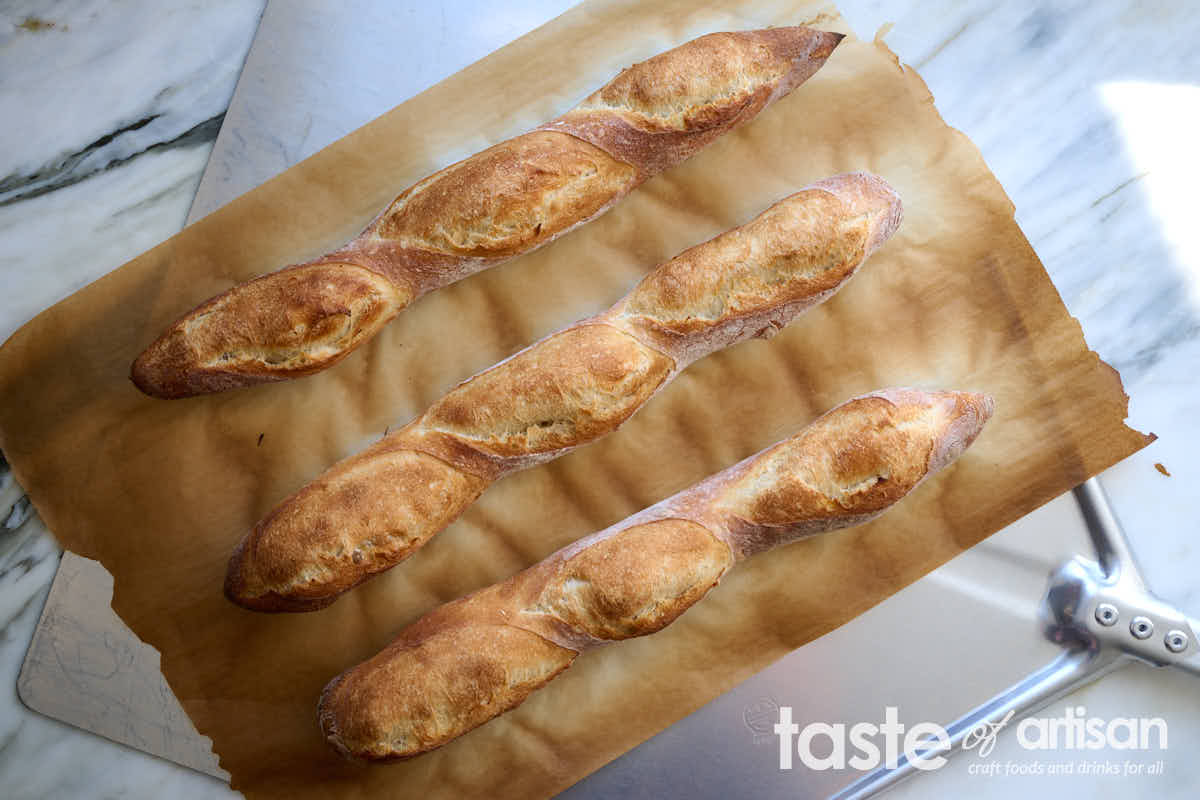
[623,190,870,333]
[543,28,844,174]
[224,447,487,612]
[226,173,903,612]
[318,389,993,760]
[320,624,576,760]
[422,324,673,458]
[611,172,902,365]
[730,396,936,523]
[131,263,409,399]
[133,27,844,398]
[529,519,733,640]
[583,33,790,131]
[374,132,638,259]
[714,389,995,557]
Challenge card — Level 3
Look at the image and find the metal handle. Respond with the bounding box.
[831,649,1124,799]
[1072,479,1145,587]
[833,478,1199,798]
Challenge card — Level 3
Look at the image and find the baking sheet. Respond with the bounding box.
[0,0,1151,797]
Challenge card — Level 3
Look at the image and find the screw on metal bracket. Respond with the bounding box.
[1095,603,1119,626]
[833,479,1200,800]
[1130,616,1154,640]
[1165,630,1189,653]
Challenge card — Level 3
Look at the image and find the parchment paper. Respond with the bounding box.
[0,0,1152,797]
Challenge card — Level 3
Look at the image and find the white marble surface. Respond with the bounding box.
[0,1,1198,798]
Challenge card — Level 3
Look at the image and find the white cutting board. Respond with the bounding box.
[17,551,228,780]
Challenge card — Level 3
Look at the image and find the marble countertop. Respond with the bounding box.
[1,1,1198,798]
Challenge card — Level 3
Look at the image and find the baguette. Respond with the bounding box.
[225,173,903,612]
[318,388,994,760]
[130,26,844,398]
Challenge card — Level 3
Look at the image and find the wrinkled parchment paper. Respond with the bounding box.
[0,0,1152,796]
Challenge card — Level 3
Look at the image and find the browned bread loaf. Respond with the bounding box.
[225,173,904,612]
[317,388,995,760]
[130,26,844,398]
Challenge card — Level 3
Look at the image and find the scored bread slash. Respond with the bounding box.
[317,388,994,761]
[130,26,845,399]
[225,172,904,612]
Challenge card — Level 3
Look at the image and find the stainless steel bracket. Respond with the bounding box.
[834,478,1200,799]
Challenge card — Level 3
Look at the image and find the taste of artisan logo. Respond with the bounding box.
[770,705,1169,772]
[743,696,784,745]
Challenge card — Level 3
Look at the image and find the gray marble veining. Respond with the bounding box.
[0,0,262,206]
[0,2,265,796]
[0,0,265,342]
